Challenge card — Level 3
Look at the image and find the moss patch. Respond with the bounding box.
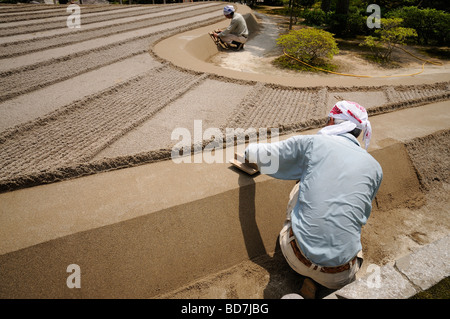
[410,277,450,299]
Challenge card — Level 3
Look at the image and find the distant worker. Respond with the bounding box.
[244,101,383,298]
[213,5,248,51]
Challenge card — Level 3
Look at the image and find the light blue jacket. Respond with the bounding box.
[245,133,383,266]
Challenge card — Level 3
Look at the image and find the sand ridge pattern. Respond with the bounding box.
[0,3,449,193]
[226,82,450,133]
[0,3,222,56]
[0,3,207,37]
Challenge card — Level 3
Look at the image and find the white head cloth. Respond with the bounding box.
[318,100,372,149]
[223,5,235,15]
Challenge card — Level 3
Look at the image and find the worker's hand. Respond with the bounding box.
[213,32,219,38]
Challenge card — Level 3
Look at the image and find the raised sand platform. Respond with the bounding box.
[0,3,449,298]
[1,102,448,298]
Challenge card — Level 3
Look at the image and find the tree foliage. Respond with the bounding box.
[277,28,339,63]
[364,0,448,12]
[360,18,417,61]
[282,0,447,41]
[387,6,450,45]
[302,8,329,26]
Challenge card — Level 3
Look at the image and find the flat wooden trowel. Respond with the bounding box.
[229,152,259,175]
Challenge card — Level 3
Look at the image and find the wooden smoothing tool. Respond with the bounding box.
[229,153,259,175]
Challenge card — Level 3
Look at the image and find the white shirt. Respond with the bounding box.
[219,13,248,38]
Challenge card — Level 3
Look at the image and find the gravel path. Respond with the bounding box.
[0,3,448,193]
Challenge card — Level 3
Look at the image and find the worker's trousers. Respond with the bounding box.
[279,182,363,290]
[219,34,247,44]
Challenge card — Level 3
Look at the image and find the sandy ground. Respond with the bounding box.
[0,2,448,192]
[155,127,450,299]
[0,3,449,298]
[210,11,449,78]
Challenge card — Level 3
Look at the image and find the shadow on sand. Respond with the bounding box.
[237,173,335,299]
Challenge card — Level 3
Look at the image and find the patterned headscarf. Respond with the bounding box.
[318,100,372,150]
[223,5,235,15]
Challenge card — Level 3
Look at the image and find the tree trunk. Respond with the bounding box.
[334,0,350,36]
[289,0,294,30]
[335,0,350,15]
[321,0,331,12]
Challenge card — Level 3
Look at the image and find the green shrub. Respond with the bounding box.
[276,28,339,64]
[387,6,450,45]
[327,6,367,38]
[360,18,417,61]
[302,9,328,26]
[272,55,338,72]
[345,10,367,36]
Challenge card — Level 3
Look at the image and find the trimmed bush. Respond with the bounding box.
[277,28,339,64]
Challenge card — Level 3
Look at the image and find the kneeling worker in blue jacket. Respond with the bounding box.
[245,101,383,298]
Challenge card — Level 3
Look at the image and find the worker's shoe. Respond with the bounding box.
[217,38,229,50]
[299,278,318,299]
[281,293,304,299]
[231,41,244,51]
